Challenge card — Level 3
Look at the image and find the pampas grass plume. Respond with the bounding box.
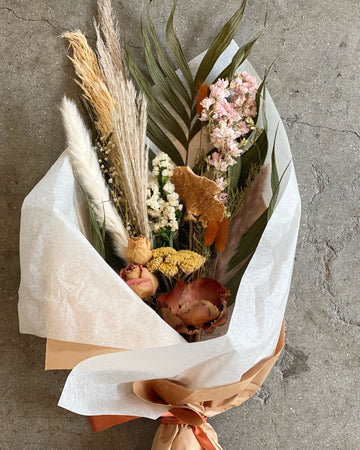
[60,96,128,257]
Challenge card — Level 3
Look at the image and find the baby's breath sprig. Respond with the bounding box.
[95,134,138,237]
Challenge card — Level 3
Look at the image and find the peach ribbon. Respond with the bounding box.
[88,321,284,449]
[155,412,219,450]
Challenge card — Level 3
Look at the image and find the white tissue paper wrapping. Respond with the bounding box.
[18,41,300,417]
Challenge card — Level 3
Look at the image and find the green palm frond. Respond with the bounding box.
[141,20,191,127]
[166,0,194,90]
[148,16,192,106]
[125,41,189,149]
[194,0,248,90]
[216,35,259,82]
[126,0,254,162]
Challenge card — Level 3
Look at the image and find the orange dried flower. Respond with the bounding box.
[196,82,209,115]
[214,217,229,252]
[204,220,220,246]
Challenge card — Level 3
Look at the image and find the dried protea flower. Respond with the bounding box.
[125,236,152,265]
[147,247,206,278]
[158,278,230,335]
[120,264,158,299]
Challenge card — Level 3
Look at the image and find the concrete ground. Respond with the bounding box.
[1,0,359,449]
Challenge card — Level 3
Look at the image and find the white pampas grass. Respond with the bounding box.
[60,96,128,257]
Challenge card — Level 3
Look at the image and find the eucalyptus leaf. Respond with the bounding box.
[268,125,280,218]
[268,157,292,219]
[255,58,277,128]
[194,0,248,91]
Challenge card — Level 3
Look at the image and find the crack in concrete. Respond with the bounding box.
[1,6,63,31]
[0,6,96,40]
[283,116,360,140]
[309,161,329,204]
[311,235,360,328]
[328,295,360,328]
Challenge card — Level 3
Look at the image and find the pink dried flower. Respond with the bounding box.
[201,71,259,174]
[218,192,227,203]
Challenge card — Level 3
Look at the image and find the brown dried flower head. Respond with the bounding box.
[171,166,225,226]
[125,236,152,265]
[158,278,230,335]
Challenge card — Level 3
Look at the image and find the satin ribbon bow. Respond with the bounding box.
[88,321,285,450]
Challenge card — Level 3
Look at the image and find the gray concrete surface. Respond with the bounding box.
[1,0,359,449]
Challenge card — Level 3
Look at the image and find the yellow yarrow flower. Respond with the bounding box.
[159,262,179,278]
[147,247,206,278]
[177,250,206,274]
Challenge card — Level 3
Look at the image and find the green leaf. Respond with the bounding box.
[268,158,292,220]
[80,185,106,258]
[226,258,250,306]
[229,157,242,190]
[228,208,268,269]
[141,21,191,128]
[148,147,156,171]
[238,129,268,187]
[255,58,277,128]
[166,0,193,89]
[267,125,280,218]
[188,118,203,142]
[148,16,192,107]
[147,117,184,166]
[125,42,189,149]
[78,96,98,145]
[194,0,248,90]
[215,34,259,81]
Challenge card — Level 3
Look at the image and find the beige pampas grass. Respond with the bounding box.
[94,0,151,239]
[62,30,114,137]
[60,96,128,257]
[96,0,124,74]
[63,0,151,240]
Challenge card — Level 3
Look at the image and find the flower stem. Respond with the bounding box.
[189,331,201,343]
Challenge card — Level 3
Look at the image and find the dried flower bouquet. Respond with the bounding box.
[18,0,301,448]
[57,0,282,341]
